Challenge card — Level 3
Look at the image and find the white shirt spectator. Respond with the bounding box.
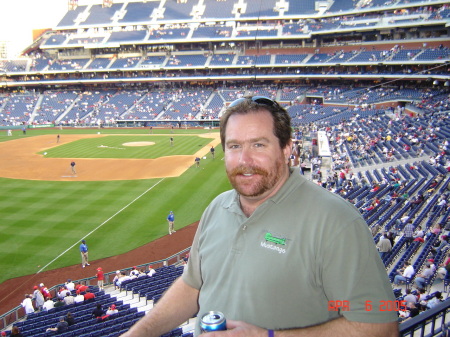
[43,298,55,311]
[21,296,34,314]
[66,280,75,292]
[403,265,415,278]
[74,294,84,303]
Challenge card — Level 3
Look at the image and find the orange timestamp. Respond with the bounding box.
[328,300,407,311]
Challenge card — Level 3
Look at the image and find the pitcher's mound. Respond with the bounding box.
[123,141,155,146]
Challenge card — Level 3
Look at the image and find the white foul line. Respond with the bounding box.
[36,178,166,274]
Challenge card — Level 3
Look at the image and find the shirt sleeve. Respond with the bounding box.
[320,217,398,323]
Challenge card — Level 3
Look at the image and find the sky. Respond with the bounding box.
[0,0,103,58]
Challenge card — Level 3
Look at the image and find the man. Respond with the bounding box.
[210,146,215,159]
[167,211,175,235]
[403,289,417,305]
[376,233,392,260]
[21,294,34,315]
[97,267,104,290]
[54,297,65,308]
[46,316,69,333]
[403,220,414,248]
[83,289,96,302]
[32,285,44,311]
[394,261,415,285]
[74,292,84,304]
[76,283,89,295]
[65,279,75,292]
[64,292,74,305]
[80,239,89,268]
[40,283,50,299]
[70,161,76,174]
[195,156,200,168]
[414,263,434,289]
[43,297,55,311]
[121,96,398,337]
[147,265,156,277]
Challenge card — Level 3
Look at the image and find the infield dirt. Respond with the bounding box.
[0,133,220,181]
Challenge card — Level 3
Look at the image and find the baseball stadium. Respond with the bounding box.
[0,0,449,336]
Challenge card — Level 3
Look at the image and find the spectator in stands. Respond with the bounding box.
[130,266,140,279]
[46,316,69,333]
[54,297,65,308]
[9,326,23,337]
[65,312,75,326]
[437,253,450,279]
[394,261,415,285]
[113,270,122,289]
[427,292,443,309]
[64,292,74,305]
[57,286,68,300]
[403,220,415,248]
[42,297,55,311]
[65,279,75,292]
[121,96,398,337]
[403,289,417,304]
[147,265,156,277]
[405,302,420,318]
[431,235,449,253]
[410,193,424,209]
[76,283,89,295]
[106,304,118,316]
[21,294,34,315]
[376,233,392,259]
[413,226,425,242]
[428,259,436,272]
[74,292,84,304]
[414,263,434,289]
[387,231,396,247]
[117,271,132,288]
[32,285,44,311]
[39,283,50,299]
[92,303,105,319]
[137,269,147,278]
[83,289,95,302]
[426,223,442,240]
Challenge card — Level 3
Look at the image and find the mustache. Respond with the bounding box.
[229,166,267,176]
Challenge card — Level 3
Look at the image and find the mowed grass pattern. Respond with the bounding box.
[40,135,214,159]
[0,129,230,284]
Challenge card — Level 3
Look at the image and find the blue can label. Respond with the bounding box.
[200,311,226,332]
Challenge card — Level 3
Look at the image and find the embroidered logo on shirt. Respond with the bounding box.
[261,232,287,254]
[264,232,286,245]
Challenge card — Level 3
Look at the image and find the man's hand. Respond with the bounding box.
[199,320,266,337]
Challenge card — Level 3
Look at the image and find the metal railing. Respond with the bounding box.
[400,299,450,337]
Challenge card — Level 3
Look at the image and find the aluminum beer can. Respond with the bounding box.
[200,311,226,332]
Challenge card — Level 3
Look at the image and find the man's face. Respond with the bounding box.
[224,109,291,204]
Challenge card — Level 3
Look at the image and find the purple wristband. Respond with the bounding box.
[268,329,274,337]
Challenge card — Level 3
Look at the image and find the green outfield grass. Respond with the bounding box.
[0,127,230,284]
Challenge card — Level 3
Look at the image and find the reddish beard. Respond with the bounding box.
[227,160,285,198]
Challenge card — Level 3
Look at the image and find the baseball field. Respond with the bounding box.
[0,127,230,286]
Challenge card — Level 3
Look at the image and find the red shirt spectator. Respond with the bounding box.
[76,285,89,295]
[83,290,95,301]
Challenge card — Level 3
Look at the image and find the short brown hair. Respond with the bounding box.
[220,97,292,150]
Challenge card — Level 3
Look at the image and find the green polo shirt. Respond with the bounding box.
[183,171,397,334]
